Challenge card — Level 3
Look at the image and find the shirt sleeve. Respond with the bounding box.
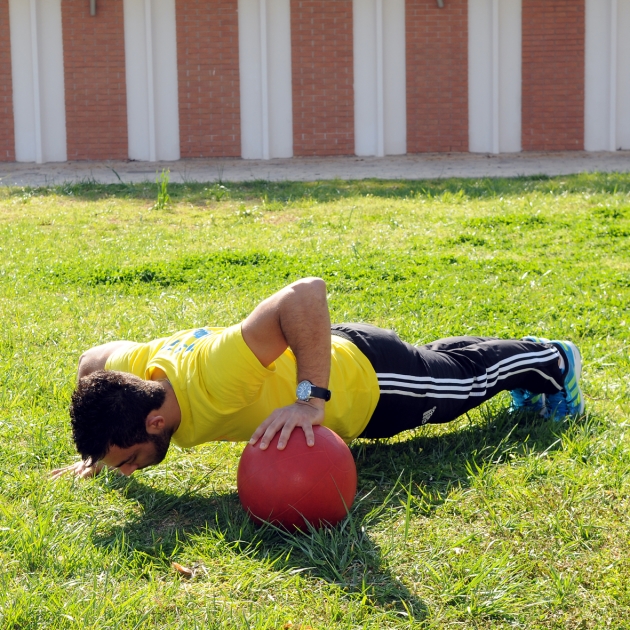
[197,323,278,410]
[105,339,166,378]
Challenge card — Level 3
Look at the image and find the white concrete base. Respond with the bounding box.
[1,152,629,186]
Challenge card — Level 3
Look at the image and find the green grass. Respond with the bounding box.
[1,173,629,628]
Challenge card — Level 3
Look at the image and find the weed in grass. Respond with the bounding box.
[204,184,229,202]
[151,169,171,211]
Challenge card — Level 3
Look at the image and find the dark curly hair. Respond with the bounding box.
[70,371,166,464]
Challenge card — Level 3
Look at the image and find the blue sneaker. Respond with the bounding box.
[508,335,551,415]
[509,389,547,415]
[546,340,585,418]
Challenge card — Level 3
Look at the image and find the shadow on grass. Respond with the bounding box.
[6,172,630,204]
[91,409,569,621]
[93,477,428,619]
[352,405,569,504]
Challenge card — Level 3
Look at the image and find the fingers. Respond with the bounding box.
[49,460,101,480]
[302,423,315,448]
[49,467,68,480]
[251,403,324,451]
[79,465,95,479]
[249,416,275,448]
[50,463,77,479]
[276,420,298,450]
[259,414,285,450]
[83,462,103,477]
[250,409,294,450]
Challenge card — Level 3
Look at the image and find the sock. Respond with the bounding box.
[558,354,565,372]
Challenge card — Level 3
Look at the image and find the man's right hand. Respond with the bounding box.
[249,399,325,450]
[50,460,104,480]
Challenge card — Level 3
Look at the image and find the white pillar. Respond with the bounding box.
[238,0,293,159]
[490,0,499,154]
[382,0,406,155]
[28,0,42,163]
[468,0,521,153]
[9,0,66,163]
[353,0,406,157]
[618,0,630,149]
[585,0,613,150]
[259,0,270,159]
[124,0,180,162]
[609,0,618,151]
[375,0,385,157]
[353,0,378,156]
[588,0,630,151]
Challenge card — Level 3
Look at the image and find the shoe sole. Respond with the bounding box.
[564,340,582,381]
[553,340,585,415]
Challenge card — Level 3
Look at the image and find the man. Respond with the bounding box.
[52,277,584,480]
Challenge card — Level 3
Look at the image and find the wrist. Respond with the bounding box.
[296,379,331,403]
[296,398,325,411]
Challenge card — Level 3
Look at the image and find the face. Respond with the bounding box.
[101,429,172,476]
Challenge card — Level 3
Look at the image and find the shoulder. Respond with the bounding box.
[78,341,137,379]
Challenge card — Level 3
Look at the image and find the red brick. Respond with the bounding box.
[291,0,354,156]
[0,0,15,161]
[61,0,128,160]
[406,0,468,153]
[522,0,585,150]
[176,0,241,157]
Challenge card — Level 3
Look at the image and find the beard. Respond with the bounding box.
[148,428,173,466]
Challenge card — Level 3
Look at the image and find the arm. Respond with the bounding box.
[77,341,135,379]
[244,277,331,450]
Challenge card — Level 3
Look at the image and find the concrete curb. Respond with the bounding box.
[0,152,629,187]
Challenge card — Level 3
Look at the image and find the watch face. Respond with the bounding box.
[296,380,312,400]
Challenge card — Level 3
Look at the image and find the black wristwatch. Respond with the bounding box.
[296,380,332,402]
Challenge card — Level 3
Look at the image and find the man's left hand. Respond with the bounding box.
[249,400,325,450]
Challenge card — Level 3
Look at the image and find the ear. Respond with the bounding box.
[145,412,166,435]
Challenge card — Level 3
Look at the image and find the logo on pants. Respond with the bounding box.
[422,406,436,424]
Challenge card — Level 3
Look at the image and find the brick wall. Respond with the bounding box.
[0,0,15,161]
[291,0,354,156]
[405,0,468,153]
[176,0,241,158]
[61,0,128,160]
[522,0,585,151]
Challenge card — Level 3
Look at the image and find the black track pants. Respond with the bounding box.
[331,324,565,439]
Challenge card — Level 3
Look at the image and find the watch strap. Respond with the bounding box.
[309,384,332,402]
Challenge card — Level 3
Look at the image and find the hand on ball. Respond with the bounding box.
[249,399,325,450]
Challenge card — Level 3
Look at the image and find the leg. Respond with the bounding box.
[331,325,564,439]
[418,335,503,352]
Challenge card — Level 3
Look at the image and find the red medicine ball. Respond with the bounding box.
[237,425,357,530]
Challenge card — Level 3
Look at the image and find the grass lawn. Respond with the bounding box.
[0,173,629,629]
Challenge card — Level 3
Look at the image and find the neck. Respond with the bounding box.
[160,379,182,434]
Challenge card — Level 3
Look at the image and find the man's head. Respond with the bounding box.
[70,371,172,474]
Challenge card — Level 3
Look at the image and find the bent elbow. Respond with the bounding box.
[77,353,87,380]
[77,350,98,380]
[295,276,326,298]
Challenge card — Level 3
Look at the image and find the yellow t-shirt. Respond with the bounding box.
[105,325,379,446]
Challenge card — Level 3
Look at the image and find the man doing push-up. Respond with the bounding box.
[52,278,584,479]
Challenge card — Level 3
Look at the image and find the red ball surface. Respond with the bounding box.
[237,425,357,530]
